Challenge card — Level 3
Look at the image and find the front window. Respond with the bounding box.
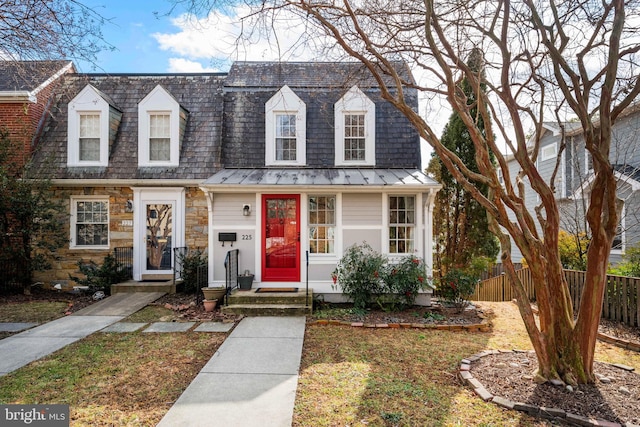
[149,113,171,161]
[72,198,109,248]
[309,195,335,254]
[276,114,297,161]
[389,196,415,253]
[79,114,101,161]
[344,114,366,161]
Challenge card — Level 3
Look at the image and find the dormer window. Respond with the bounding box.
[266,86,306,166]
[67,85,116,167]
[138,85,187,167]
[335,86,375,166]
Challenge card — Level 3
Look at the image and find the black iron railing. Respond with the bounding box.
[195,262,208,304]
[113,247,133,280]
[224,249,239,305]
[173,246,188,285]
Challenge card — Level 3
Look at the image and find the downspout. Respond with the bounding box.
[200,188,215,286]
[424,188,439,278]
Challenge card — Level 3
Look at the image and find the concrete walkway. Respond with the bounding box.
[0,292,164,376]
[157,316,306,427]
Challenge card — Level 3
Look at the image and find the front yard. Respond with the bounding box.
[0,292,638,426]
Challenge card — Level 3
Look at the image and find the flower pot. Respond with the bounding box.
[238,274,254,290]
[203,299,218,312]
[202,287,226,301]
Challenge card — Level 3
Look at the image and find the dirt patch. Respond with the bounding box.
[152,292,243,323]
[470,351,640,425]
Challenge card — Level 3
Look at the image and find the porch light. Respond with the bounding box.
[243,204,251,216]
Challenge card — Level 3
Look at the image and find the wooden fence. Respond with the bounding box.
[474,268,640,327]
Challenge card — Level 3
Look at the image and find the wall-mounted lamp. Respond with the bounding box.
[242,204,251,216]
[125,200,134,213]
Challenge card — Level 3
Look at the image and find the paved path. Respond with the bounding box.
[157,316,306,427]
[0,292,164,376]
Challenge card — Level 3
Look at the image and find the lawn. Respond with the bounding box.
[0,299,638,426]
[292,301,640,426]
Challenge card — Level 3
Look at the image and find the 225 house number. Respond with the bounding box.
[242,234,252,240]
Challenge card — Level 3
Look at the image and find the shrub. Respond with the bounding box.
[178,249,207,294]
[437,268,478,312]
[382,255,431,309]
[332,242,386,309]
[332,243,432,310]
[70,254,128,294]
[608,243,640,278]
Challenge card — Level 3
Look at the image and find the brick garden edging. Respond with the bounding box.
[459,349,639,427]
[310,312,491,332]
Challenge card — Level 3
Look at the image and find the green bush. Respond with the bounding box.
[70,254,128,294]
[332,243,432,310]
[178,249,207,294]
[382,255,431,309]
[608,243,640,278]
[437,268,478,312]
[332,243,386,309]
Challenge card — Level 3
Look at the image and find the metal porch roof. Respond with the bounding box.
[202,168,440,188]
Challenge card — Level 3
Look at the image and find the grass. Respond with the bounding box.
[123,305,177,323]
[0,300,70,323]
[292,301,640,426]
[0,332,225,426]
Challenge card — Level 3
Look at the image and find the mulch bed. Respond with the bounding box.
[0,286,96,314]
[470,351,640,425]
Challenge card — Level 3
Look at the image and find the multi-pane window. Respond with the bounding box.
[344,114,366,161]
[309,196,335,254]
[276,114,297,161]
[74,199,109,247]
[79,114,100,161]
[389,195,415,253]
[149,113,171,161]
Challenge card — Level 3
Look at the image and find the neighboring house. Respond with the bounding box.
[503,107,640,265]
[28,61,440,303]
[0,60,73,168]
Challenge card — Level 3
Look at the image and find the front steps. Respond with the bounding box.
[111,280,176,294]
[221,288,313,316]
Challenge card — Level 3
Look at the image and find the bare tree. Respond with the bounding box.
[173,0,640,384]
[0,0,110,64]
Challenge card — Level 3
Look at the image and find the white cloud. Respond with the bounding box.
[167,58,218,73]
[153,6,326,64]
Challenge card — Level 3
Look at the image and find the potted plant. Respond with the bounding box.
[202,286,226,302]
[203,299,218,312]
[237,272,254,290]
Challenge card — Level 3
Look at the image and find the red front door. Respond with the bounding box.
[262,195,300,282]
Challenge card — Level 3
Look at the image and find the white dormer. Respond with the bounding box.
[265,85,306,166]
[335,86,375,166]
[67,85,112,167]
[138,85,186,167]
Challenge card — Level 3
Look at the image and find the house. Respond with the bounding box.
[0,60,73,169]
[502,108,640,265]
[28,61,440,303]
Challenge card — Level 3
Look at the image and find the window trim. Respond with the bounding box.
[335,86,375,166]
[138,85,181,167]
[70,196,110,249]
[265,86,306,166]
[387,194,416,254]
[540,142,558,161]
[308,194,337,255]
[67,85,109,167]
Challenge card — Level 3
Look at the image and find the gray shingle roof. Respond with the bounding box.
[225,61,415,89]
[0,60,73,92]
[31,73,226,180]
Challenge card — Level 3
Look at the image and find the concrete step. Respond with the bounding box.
[221,303,312,316]
[111,280,176,294]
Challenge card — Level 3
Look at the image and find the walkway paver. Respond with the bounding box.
[100,322,148,333]
[0,292,164,376]
[157,316,306,427]
[143,322,195,333]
